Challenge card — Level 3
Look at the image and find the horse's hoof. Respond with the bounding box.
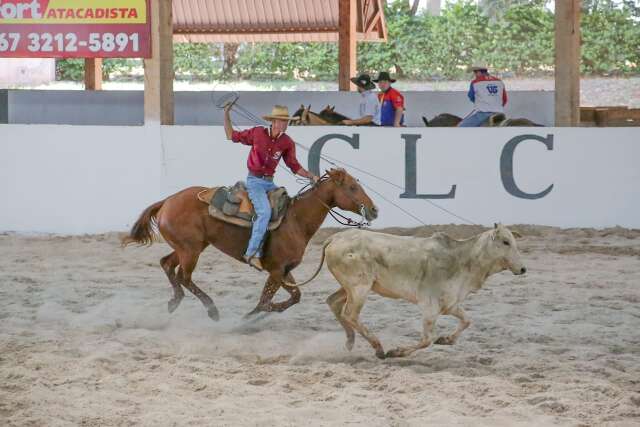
[207,306,220,321]
[243,308,260,319]
[167,298,181,313]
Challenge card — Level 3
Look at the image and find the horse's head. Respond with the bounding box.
[324,168,378,222]
[292,104,311,125]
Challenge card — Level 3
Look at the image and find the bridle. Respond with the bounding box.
[294,173,371,228]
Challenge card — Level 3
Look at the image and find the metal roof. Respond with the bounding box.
[172,0,386,43]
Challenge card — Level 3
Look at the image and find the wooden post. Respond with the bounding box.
[555,0,581,126]
[338,0,357,91]
[84,58,102,90]
[144,0,174,125]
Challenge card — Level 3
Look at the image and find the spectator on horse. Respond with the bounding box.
[223,104,319,271]
[341,73,381,126]
[374,72,405,127]
[458,62,508,127]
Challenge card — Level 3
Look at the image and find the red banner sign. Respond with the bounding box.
[0,0,151,58]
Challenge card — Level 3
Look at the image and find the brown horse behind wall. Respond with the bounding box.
[292,105,352,125]
[122,169,378,321]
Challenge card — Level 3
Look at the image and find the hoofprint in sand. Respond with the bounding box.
[1,225,639,426]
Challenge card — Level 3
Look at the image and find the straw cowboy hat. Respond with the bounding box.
[471,62,489,71]
[350,73,376,90]
[262,105,300,121]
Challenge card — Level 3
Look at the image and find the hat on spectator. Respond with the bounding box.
[471,62,489,71]
[350,73,376,90]
[372,71,396,83]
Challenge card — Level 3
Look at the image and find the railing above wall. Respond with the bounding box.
[0,89,555,127]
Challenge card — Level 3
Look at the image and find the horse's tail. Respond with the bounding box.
[121,199,165,247]
[284,235,335,288]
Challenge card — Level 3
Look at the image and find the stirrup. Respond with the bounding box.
[243,255,263,271]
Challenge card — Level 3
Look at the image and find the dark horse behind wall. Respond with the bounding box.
[422,113,543,127]
[122,168,378,321]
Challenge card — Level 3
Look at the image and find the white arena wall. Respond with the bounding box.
[1,124,638,234]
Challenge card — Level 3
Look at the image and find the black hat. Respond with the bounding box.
[350,73,376,90]
[372,71,396,83]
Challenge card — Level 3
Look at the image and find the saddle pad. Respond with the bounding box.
[196,185,290,231]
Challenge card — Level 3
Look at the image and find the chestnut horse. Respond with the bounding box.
[122,168,378,321]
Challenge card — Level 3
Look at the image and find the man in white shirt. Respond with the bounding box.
[458,62,508,127]
[341,74,381,126]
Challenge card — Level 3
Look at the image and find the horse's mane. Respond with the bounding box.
[319,106,350,123]
[291,175,330,201]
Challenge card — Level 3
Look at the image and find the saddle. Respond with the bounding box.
[197,182,290,231]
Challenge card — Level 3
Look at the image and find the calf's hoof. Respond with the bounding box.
[207,306,220,321]
[345,338,354,352]
[375,349,386,360]
[167,298,181,313]
[435,336,455,345]
[385,348,406,358]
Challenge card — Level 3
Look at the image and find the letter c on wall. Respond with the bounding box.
[500,134,554,199]
[308,133,360,176]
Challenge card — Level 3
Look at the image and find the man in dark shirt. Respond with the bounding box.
[224,104,318,271]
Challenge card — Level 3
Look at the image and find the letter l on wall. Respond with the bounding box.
[400,134,456,199]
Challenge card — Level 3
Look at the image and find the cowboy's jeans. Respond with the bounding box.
[245,175,278,258]
[458,111,494,127]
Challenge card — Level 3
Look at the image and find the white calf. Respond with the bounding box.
[295,223,526,359]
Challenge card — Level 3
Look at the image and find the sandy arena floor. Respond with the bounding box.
[1,225,639,426]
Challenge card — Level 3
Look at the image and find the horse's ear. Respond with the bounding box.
[307,104,311,110]
[327,168,346,184]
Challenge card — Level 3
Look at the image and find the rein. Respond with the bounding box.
[293,174,370,228]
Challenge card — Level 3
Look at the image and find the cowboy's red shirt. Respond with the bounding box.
[231,126,302,176]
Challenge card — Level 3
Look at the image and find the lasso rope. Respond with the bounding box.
[213,93,479,227]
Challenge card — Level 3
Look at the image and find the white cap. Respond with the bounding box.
[471,62,489,71]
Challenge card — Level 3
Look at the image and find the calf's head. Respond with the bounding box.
[488,223,527,275]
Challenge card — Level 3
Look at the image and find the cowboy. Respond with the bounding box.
[458,62,508,127]
[223,104,319,271]
[374,72,405,127]
[341,74,381,126]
